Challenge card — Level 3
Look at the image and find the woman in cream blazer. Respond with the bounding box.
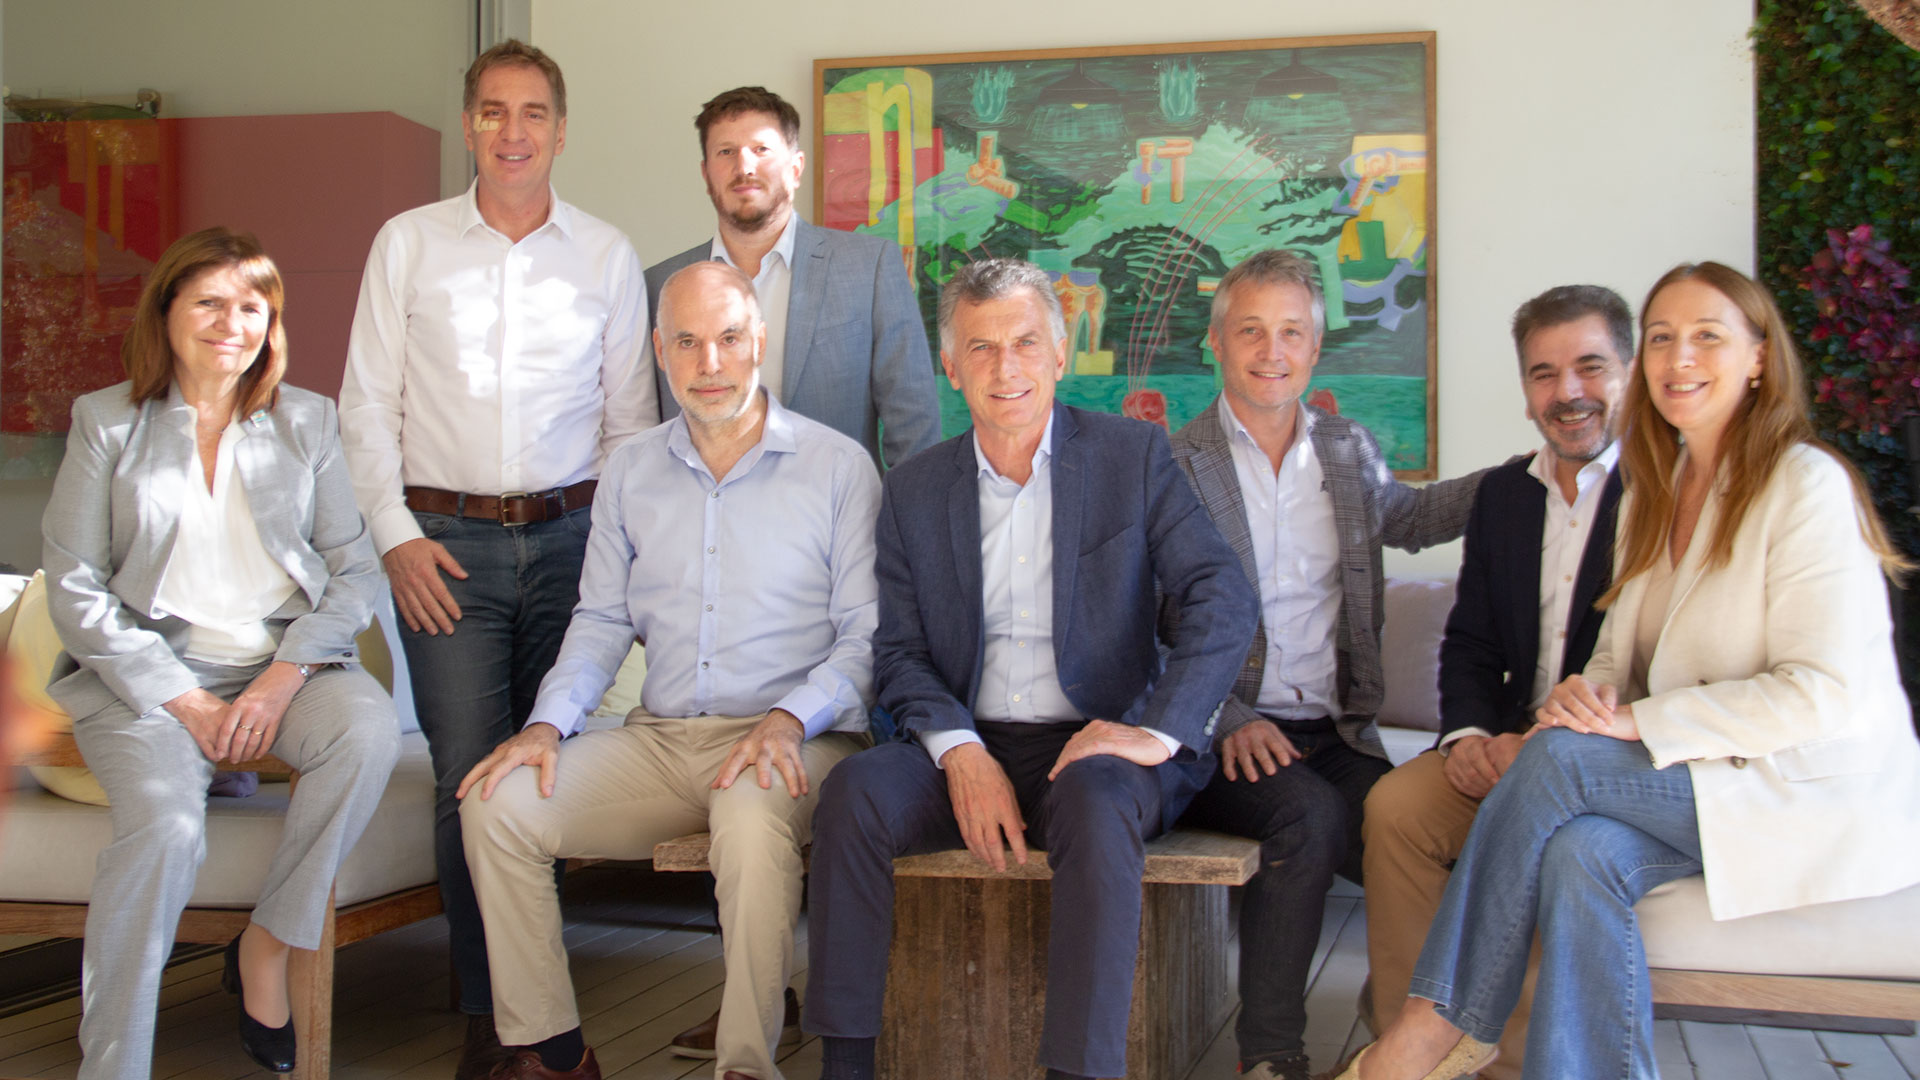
[1337,262,1920,1080]
[42,228,400,1080]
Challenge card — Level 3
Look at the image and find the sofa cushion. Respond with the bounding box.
[6,572,106,805]
[0,731,436,908]
[1377,576,1454,732]
[1639,874,1920,980]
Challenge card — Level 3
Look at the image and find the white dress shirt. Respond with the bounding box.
[153,416,298,666]
[339,182,656,555]
[1221,397,1344,720]
[710,213,797,402]
[1440,440,1620,750]
[526,392,880,739]
[920,416,1183,767]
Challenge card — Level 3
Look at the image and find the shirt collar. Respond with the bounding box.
[1217,393,1315,452]
[973,410,1056,484]
[710,211,799,274]
[455,180,572,240]
[664,387,795,480]
[1528,439,1620,497]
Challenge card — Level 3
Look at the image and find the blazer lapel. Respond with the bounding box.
[946,435,987,705]
[1049,406,1084,656]
[1181,402,1266,695]
[1566,468,1625,642]
[781,221,828,401]
[134,394,195,609]
[1510,472,1549,683]
[233,411,306,591]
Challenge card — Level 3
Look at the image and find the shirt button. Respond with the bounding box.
[1017,641,1027,648]
[1558,631,1566,639]
[1570,519,1579,528]
[707,546,716,554]
[1564,575,1573,583]
[711,491,720,499]
[705,604,714,612]
[1019,610,1029,618]
[1017,555,1027,564]
[702,661,710,669]
[1012,694,1022,702]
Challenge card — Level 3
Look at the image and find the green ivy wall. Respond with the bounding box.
[1755,0,1920,552]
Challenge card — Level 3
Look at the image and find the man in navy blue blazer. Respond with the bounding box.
[802,258,1258,1080]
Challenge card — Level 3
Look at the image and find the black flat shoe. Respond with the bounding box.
[222,933,296,1073]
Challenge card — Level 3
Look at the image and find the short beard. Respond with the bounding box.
[707,178,791,235]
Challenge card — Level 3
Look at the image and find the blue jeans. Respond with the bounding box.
[399,508,589,1014]
[1408,729,1703,1080]
[1179,717,1389,1068]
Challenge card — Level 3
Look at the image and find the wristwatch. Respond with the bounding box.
[295,663,319,679]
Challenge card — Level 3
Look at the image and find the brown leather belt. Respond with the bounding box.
[403,480,597,526]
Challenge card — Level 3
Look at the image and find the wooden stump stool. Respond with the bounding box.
[653,827,1259,1080]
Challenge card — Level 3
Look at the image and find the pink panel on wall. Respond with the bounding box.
[173,113,440,398]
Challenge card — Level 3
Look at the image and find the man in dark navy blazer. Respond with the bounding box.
[802,258,1257,1080]
[1360,284,1633,1080]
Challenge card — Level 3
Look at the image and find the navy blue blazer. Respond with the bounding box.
[1437,454,1623,742]
[872,404,1257,756]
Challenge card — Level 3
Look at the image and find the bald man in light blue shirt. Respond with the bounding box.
[456,262,878,1080]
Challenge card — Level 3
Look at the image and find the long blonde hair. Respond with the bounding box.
[1602,261,1909,606]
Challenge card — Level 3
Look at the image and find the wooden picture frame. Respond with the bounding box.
[816,32,1439,476]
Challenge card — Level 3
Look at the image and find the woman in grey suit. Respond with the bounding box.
[42,227,401,1079]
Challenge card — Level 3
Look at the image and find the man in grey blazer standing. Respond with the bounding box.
[1167,249,1482,1079]
[644,86,941,472]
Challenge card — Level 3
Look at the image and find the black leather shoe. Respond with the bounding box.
[222,933,296,1073]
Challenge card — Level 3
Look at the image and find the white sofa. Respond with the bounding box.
[0,580,441,1080]
[1375,576,1920,1030]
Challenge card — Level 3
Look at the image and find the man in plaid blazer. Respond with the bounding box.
[1167,249,1482,1080]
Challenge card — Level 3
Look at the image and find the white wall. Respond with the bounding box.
[3,0,475,199]
[533,0,1756,578]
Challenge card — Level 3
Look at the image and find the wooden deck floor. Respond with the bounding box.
[1,865,1915,1079]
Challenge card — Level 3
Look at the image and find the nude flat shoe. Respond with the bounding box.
[1321,1034,1499,1080]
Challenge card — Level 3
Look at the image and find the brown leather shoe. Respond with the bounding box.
[484,1047,601,1080]
[456,1014,517,1080]
[669,986,802,1059]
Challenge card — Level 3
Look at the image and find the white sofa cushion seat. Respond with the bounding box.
[1638,875,1920,981]
[0,731,436,909]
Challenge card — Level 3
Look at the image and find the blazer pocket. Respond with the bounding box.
[1771,736,1879,781]
[1080,522,1143,560]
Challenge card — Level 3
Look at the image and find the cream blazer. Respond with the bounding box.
[1585,443,1920,920]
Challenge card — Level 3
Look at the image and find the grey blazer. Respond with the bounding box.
[645,218,942,470]
[41,382,382,722]
[1169,400,1483,758]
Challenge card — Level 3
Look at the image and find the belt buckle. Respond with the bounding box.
[496,490,530,526]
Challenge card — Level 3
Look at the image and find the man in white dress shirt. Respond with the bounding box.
[1360,284,1632,1080]
[337,40,654,1079]
[454,262,878,1080]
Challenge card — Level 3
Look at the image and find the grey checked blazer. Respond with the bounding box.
[1169,400,1482,758]
[645,219,942,470]
[41,382,383,722]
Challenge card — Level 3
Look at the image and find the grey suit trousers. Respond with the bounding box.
[70,660,400,1080]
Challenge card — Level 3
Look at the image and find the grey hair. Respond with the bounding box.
[937,257,1067,353]
[1510,284,1634,373]
[656,260,763,333]
[1210,249,1325,340]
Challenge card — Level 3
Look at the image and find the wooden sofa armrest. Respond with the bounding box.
[22,730,293,778]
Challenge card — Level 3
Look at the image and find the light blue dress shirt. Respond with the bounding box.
[1220,396,1344,720]
[527,391,881,739]
[920,415,1181,766]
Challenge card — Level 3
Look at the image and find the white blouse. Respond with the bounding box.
[153,417,299,666]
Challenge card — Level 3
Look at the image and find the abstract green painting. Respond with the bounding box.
[815,33,1437,475]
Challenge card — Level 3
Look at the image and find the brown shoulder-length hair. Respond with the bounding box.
[1603,260,1909,606]
[124,227,288,416]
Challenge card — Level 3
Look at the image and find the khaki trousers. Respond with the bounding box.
[463,711,866,1080]
[1360,749,1538,1080]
